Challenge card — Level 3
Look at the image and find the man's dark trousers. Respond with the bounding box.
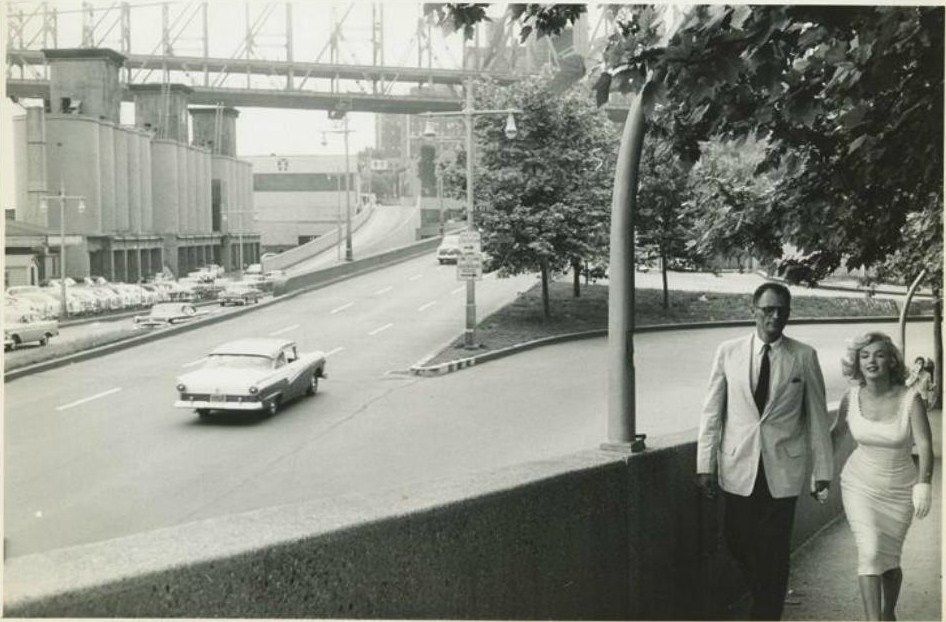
[723,460,798,620]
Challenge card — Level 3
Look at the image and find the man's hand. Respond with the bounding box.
[810,480,830,502]
[697,473,718,499]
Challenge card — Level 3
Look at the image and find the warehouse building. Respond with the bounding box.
[245,154,364,253]
[9,47,259,281]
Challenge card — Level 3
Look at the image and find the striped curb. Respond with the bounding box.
[409,315,935,378]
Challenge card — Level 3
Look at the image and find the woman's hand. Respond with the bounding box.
[913,483,932,519]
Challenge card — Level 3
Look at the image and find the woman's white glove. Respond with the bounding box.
[913,483,932,519]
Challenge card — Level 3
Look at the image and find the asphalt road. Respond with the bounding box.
[286,202,421,275]
[4,263,934,558]
[4,254,537,558]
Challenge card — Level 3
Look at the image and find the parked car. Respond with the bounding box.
[4,309,59,350]
[436,235,462,264]
[219,283,263,306]
[134,302,203,327]
[174,338,327,418]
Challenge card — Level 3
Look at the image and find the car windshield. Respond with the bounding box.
[202,354,273,370]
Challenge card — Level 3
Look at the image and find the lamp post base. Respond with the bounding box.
[600,434,647,454]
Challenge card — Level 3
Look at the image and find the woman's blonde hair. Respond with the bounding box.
[841,332,907,385]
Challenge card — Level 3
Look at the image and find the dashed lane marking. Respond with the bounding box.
[368,323,394,336]
[325,347,344,357]
[374,286,393,295]
[56,387,122,412]
[408,274,423,281]
[330,302,354,314]
[451,286,465,295]
[268,324,299,336]
[417,301,437,312]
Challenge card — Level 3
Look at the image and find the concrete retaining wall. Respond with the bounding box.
[274,233,441,296]
[4,420,853,619]
[262,201,377,272]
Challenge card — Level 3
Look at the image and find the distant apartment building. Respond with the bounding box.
[246,154,364,253]
[8,48,259,283]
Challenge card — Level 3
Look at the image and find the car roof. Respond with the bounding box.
[210,338,294,358]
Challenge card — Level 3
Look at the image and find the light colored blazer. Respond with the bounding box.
[697,334,833,498]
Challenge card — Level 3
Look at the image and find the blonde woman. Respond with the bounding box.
[831,332,934,621]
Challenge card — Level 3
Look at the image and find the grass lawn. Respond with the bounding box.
[4,325,144,372]
[423,281,929,366]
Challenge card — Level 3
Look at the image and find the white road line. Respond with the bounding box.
[325,347,344,357]
[56,387,122,412]
[374,286,393,295]
[417,300,437,312]
[268,324,299,336]
[408,274,423,281]
[451,286,465,295]
[330,302,354,314]
[368,322,394,336]
[182,357,206,368]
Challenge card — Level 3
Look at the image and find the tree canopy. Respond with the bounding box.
[428,4,944,286]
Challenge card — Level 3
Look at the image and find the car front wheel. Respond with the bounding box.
[39,334,49,346]
[265,398,279,417]
[196,408,210,419]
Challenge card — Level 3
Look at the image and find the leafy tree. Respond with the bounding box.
[431,3,943,350]
[439,75,617,317]
[636,130,705,310]
[684,135,782,268]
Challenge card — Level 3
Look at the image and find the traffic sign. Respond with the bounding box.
[456,254,483,280]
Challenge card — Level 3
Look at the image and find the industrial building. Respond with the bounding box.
[246,154,364,253]
[8,47,259,284]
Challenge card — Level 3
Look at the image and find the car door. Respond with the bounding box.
[282,345,308,398]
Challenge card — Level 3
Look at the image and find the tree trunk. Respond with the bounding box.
[934,287,943,409]
[540,258,551,319]
[661,248,669,312]
[572,258,581,298]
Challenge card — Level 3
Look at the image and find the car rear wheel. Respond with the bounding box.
[306,373,319,396]
[10,335,21,351]
[39,334,49,346]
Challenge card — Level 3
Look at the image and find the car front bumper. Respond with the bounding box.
[175,398,264,411]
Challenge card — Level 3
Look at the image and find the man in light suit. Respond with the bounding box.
[697,282,833,620]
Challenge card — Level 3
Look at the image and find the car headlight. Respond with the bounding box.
[176,383,186,392]
[249,386,259,394]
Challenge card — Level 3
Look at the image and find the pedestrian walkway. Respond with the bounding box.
[781,407,943,621]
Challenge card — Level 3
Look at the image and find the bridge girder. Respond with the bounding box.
[6,48,521,87]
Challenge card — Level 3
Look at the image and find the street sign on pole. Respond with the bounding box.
[456,231,483,280]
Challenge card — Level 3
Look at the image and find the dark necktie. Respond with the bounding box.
[754,343,771,415]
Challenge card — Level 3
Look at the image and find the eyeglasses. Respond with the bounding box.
[755,306,789,317]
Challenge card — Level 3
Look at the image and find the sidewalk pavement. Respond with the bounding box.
[782,408,942,621]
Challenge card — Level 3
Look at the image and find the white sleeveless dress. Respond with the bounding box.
[840,386,917,575]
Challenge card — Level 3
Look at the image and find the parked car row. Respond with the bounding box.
[4,265,289,322]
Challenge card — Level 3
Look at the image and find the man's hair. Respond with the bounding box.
[752,282,791,307]
[841,331,907,386]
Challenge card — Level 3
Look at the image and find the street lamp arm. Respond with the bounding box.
[421,108,522,119]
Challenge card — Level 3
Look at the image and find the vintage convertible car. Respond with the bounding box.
[174,338,327,418]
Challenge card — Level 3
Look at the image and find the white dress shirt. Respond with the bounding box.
[750,333,787,410]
